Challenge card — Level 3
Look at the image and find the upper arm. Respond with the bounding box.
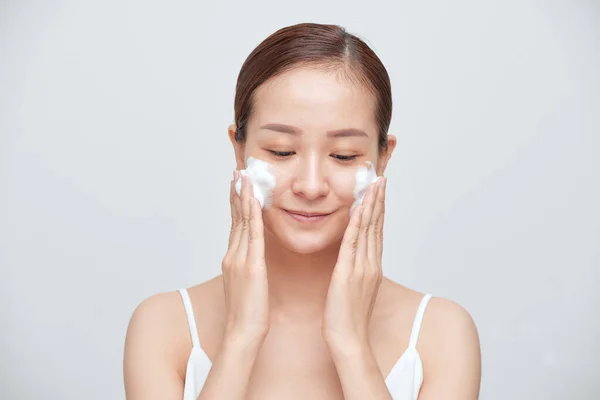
[123,292,186,400]
[417,298,482,400]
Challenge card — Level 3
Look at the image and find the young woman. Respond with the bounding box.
[124,22,481,400]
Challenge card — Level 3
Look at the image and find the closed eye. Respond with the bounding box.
[331,154,358,162]
[268,150,295,158]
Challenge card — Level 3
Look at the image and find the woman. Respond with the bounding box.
[124,23,481,399]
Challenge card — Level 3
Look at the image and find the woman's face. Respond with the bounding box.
[230,66,395,254]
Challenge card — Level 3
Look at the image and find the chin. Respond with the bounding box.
[262,208,346,255]
[276,232,334,254]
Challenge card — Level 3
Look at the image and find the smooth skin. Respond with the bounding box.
[124,67,481,399]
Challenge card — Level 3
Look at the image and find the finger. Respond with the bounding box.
[337,203,364,268]
[235,175,254,259]
[230,170,240,220]
[376,178,386,262]
[228,171,243,248]
[247,197,265,264]
[368,178,384,265]
[229,171,243,251]
[356,181,378,271]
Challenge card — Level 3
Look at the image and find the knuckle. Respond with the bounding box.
[241,216,250,230]
[252,230,263,244]
[221,256,232,271]
[341,237,350,249]
[232,222,240,233]
[362,227,370,240]
[343,237,358,253]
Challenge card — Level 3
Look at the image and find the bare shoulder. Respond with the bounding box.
[123,289,191,398]
[124,276,225,388]
[377,278,480,347]
[377,279,481,398]
[418,294,481,364]
[124,290,190,381]
[422,296,480,343]
[403,287,481,398]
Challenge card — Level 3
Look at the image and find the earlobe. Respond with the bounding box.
[228,123,237,145]
[387,134,397,153]
[228,124,246,170]
[377,134,397,175]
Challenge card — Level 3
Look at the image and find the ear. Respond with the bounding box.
[228,123,247,170]
[376,134,397,176]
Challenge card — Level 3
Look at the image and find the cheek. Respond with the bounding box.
[329,169,356,201]
[267,164,293,200]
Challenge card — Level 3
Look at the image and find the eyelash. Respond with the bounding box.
[332,154,358,162]
[268,151,358,162]
[269,151,295,158]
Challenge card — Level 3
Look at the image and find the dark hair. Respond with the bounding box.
[234,23,392,151]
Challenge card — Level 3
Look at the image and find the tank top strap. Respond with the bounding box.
[178,288,201,349]
[408,293,433,349]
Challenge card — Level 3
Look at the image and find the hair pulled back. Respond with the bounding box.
[234,23,392,151]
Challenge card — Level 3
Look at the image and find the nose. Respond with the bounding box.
[290,153,330,201]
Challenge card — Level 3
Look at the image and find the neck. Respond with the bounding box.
[263,230,340,321]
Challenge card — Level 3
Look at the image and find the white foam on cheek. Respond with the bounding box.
[351,161,379,214]
[234,157,276,208]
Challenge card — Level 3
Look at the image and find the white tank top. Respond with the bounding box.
[178,288,433,400]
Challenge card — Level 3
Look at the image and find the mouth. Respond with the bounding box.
[284,209,332,223]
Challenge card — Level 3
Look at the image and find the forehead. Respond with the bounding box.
[249,67,378,137]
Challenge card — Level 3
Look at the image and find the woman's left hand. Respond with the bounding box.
[322,177,387,351]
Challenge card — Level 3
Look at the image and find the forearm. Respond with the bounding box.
[329,340,393,400]
[197,335,263,400]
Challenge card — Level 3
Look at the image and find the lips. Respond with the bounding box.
[285,209,332,223]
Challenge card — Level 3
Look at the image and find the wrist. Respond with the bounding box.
[222,329,267,354]
[325,335,372,361]
[225,320,269,340]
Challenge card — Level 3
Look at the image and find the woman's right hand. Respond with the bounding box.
[221,171,270,344]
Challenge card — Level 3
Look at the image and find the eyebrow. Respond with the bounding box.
[260,123,300,135]
[259,123,369,138]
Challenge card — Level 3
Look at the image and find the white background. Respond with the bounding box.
[1,0,599,398]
